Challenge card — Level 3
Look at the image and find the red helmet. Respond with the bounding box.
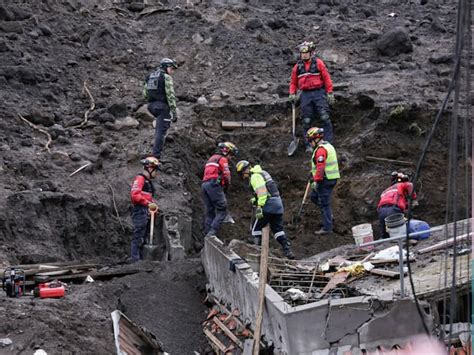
[306,127,324,142]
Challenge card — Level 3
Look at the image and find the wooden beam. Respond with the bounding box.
[370,268,402,278]
[221,121,267,130]
[213,317,243,349]
[417,234,470,254]
[365,155,415,166]
[204,328,227,353]
[319,271,350,297]
[253,225,270,355]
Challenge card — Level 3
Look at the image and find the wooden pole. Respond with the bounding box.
[253,225,270,355]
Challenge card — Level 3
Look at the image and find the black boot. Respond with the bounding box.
[276,235,295,259]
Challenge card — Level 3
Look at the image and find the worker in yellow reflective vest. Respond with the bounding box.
[236,161,295,259]
[306,127,340,235]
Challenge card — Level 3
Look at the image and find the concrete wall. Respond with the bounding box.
[202,237,433,354]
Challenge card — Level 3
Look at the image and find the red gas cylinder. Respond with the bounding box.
[34,282,66,299]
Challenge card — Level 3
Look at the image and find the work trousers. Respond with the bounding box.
[149,101,171,159]
[251,212,286,242]
[310,178,337,232]
[377,205,403,239]
[131,205,150,262]
[201,180,227,235]
[300,88,333,144]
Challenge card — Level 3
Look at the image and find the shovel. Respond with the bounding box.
[223,213,235,224]
[292,181,312,225]
[287,103,299,156]
[143,208,158,259]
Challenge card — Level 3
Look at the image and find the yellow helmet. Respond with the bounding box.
[236,160,250,175]
[306,127,324,142]
[141,156,159,169]
[218,142,239,156]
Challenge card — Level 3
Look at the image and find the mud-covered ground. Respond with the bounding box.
[0,0,461,352]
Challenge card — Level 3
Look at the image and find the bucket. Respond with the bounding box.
[352,223,374,251]
[385,213,406,238]
[408,219,431,240]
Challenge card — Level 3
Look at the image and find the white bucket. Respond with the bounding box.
[352,223,374,251]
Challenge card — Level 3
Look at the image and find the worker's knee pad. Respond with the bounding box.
[302,117,312,129]
[320,113,330,123]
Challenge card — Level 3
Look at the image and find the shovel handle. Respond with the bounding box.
[291,103,296,137]
[149,209,157,245]
[302,180,311,204]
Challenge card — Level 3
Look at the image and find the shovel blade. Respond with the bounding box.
[223,214,235,224]
[287,138,299,156]
[143,244,159,260]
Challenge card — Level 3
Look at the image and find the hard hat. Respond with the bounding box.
[160,58,178,70]
[298,41,316,53]
[236,160,250,175]
[141,156,159,169]
[306,127,324,142]
[218,142,238,156]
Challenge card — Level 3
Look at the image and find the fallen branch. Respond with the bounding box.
[365,155,415,166]
[17,114,52,152]
[69,162,92,177]
[108,183,126,232]
[73,80,95,128]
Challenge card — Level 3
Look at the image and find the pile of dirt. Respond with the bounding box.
[0,0,459,352]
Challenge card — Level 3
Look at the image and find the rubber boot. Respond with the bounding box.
[276,235,295,259]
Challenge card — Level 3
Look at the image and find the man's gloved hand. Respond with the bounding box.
[148,202,158,212]
[250,197,257,205]
[288,94,296,103]
[327,92,335,106]
[312,182,319,192]
[170,111,178,122]
[255,207,264,220]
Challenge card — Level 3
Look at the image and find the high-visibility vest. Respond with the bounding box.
[311,142,340,180]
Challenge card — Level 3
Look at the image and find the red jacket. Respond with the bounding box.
[313,146,328,182]
[377,182,417,212]
[202,154,231,187]
[289,57,333,94]
[130,174,155,206]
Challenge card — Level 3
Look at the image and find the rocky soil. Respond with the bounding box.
[0,0,461,353]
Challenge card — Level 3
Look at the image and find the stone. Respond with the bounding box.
[64,117,83,127]
[245,18,263,30]
[127,2,145,12]
[429,54,453,64]
[28,30,40,39]
[134,104,154,123]
[48,124,66,139]
[376,27,413,56]
[112,116,139,130]
[0,6,14,21]
[267,19,288,30]
[192,33,204,44]
[107,102,128,118]
[197,96,208,105]
[28,109,55,127]
[0,338,12,347]
[0,21,23,34]
[38,24,52,36]
[431,16,446,33]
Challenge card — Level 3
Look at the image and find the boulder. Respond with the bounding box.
[376,27,413,56]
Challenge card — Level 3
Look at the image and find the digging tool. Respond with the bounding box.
[287,103,299,156]
[143,208,158,259]
[223,213,235,224]
[292,181,312,225]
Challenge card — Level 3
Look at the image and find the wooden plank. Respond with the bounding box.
[369,257,415,265]
[34,269,139,283]
[365,155,415,166]
[221,121,267,129]
[370,268,402,278]
[204,328,227,353]
[253,225,270,355]
[417,234,470,254]
[319,271,350,298]
[213,317,243,349]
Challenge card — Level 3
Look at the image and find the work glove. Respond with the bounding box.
[255,207,264,220]
[311,182,318,192]
[250,197,257,205]
[148,202,158,212]
[327,92,335,106]
[288,94,296,103]
[170,111,178,122]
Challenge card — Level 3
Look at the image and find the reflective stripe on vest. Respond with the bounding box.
[258,170,280,198]
[296,58,321,79]
[311,142,340,180]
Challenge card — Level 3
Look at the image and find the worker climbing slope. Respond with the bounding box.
[289,41,335,152]
[143,58,179,159]
[201,142,239,238]
[377,172,417,239]
[307,127,340,235]
[236,160,295,259]
[130,157,159,262]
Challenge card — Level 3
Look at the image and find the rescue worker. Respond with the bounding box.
[306,127,340,235]
[202,142,239,238]
[143,58,178,159]
[377,171,417,239]
[289,41,335,152]
[236,161,294,259]
[130,157,159,262]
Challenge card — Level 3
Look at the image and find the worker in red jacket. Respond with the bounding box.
[306,127,340,235]
[289,41,335,152]
[377,172,417,238]
[201,142,238,238]
[130,157,159,262]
